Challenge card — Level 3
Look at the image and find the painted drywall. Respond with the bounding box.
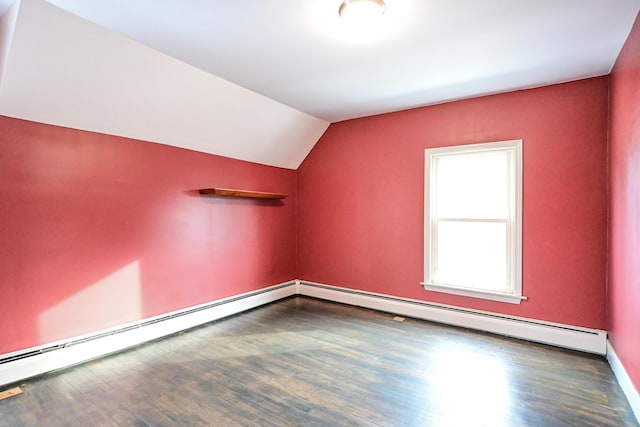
[0,0,329,170]
[298,77,609,329]
[0,116,296,355]
[608,12,640,394]
[0,0,17,86]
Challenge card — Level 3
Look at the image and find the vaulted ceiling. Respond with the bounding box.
[0,0,638,169]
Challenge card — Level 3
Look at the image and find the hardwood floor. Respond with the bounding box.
[0,296,637,426]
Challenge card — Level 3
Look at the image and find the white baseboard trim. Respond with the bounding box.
[297,280,607,355]
[0,281,297,388]
[0,279,612,390]
[607,340,640,423]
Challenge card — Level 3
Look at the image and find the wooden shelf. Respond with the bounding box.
[198,188,288,199]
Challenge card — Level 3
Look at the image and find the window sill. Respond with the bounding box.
[420,282,526,304]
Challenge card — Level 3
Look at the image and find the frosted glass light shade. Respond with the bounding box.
[338,0,386,19]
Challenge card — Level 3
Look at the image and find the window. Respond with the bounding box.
[423,140,524,304]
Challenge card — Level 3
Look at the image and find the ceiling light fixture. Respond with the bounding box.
[338,0,386,19]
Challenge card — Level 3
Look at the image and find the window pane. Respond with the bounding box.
[435,152,509,219]
[434,221,508,292]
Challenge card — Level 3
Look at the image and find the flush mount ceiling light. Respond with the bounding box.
[338,0,386,19]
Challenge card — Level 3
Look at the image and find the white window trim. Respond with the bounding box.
[422,140,525,304]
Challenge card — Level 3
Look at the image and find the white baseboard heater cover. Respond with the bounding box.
[0,282,297,388]
[296,281,607,355]
[0,279,608,389]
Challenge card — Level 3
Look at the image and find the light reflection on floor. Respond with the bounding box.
[425,342,513,426]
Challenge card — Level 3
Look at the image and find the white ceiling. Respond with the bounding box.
[42,0,640,122]
[0,0,638,168]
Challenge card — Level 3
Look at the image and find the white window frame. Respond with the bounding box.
[422,140,524,304]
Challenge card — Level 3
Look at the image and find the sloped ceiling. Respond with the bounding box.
[0,0,639,169]
[0,0,329,169]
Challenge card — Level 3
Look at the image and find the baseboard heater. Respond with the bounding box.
[296,281,607,355]
[0,279,607,388]
[0,281,297,387]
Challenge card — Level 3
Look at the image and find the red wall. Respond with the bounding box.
[298,77,609,329]
[0,116,297,355]
[609,13,640,393]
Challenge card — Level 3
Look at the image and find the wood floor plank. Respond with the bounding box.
[0,296,637,426]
